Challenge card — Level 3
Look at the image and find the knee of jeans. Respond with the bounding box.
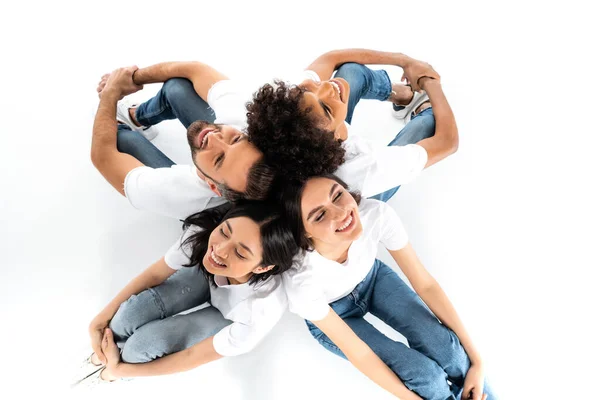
[116,127,141,152]
[404,356,450,398]
[162,78,195,102]
[335,63,367,85]
[120,330,161,364]
[109,292,160,339]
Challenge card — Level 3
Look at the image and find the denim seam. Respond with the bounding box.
[147,288,167,319]
[365,70,392,101]
[136,102,169,127]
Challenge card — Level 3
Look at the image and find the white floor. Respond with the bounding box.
[1,1,599,399]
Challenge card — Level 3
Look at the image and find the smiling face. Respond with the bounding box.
[300,177,363,247]
[203,216,272,283]
[298,78,351,141]
[187,121,263,194]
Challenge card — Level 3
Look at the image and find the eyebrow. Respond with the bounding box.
[306,183,339,220]
[225,220,254,256]
[215,135,247,171]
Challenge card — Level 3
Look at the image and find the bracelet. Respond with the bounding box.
[132,69,139,85]
[417,75,436,88]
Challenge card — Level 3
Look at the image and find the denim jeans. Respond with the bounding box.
[109,266,231,363]
[116,78,217,168]
[305,260,496,400]
[332,63,436,202]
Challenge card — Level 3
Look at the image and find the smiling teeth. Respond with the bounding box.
[330,81,341,96]
[336,214,353,232]
[211,250,225,266]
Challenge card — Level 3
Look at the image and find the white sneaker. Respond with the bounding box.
[117,98,159,141]
[391,90,430,123]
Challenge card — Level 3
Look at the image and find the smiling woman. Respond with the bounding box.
[79,201,298,385]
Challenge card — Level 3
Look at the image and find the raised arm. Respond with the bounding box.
[132,61,228,101]
[313,309,422,399]
[89,257,176,363]
[306,48,439,91]
[415,77,459,168]
[389,244,485,400]
[91,67,145,196]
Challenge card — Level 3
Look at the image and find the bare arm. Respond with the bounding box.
[306,49,439,91]
[389,245,482,367]
[313,309,421,399]
[89,257,176,362]
[133,62,228,101]
[91,67,145,196]
[105,331,222,378]
[416,78,459,168]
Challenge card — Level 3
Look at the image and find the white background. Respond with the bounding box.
[1,1,598,399]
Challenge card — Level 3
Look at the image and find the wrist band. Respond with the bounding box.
[132,69,138,85]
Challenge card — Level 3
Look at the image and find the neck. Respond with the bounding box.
[227,274,251,285]
[312,239,353,263]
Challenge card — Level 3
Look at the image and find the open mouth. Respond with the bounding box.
[329,79,344,102]
[208,246,227,269]
[335,210,355,233]
[196,128,216,149]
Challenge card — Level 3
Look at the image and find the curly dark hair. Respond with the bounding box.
[245,81,346,183]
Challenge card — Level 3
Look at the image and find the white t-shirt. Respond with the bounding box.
[283,199,409,321]
[164,227,288,357]
[124,71,427,219]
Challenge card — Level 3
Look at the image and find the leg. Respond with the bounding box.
[307,317,456,400]
[333,63,394,124]
[117,124,175,168]
[135,78,216,129]
[369,107,435,202]
[109,266,211,346]
[367,260,500,397]
[121,306,231,363]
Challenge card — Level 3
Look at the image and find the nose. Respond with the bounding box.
[214,243,228,259]
[319,81,336,98]
[331,205,346,222]
[208,132,228,149]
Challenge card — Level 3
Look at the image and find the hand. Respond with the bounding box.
[102,328,122,378]
[88,315,110,364]
[401,58,440,92]
[98,66,143,100]
[462,364,486,400]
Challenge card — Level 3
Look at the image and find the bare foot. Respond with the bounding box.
[128,107,142,127]
[388,83,414,106]
[100,367,118,382]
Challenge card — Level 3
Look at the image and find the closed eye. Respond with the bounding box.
[333,191,342,202]
[215,153,224,167]
[220,227,229,238]
[315,210,326,222]
[319,100,332,120]
[235,249,246,260]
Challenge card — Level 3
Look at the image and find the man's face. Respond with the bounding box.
[187,121,263,194]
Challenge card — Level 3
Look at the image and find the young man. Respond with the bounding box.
[92,49,454,221]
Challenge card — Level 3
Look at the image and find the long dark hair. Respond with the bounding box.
[279,174,362,252]
[180,201,298,285]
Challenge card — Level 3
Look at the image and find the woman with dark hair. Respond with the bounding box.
[78,201,298,384]
[280,176,495,400]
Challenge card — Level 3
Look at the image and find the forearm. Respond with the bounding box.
[346,345,421,399]
[95,260,171,322]
[115,337,222,378]
[91,91,120,162]
[320,49,412,69]
[418,283,482,366]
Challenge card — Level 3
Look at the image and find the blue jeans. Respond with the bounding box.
[305,260,496,400]
[333,63,436,202]
[116,78,216,168]
[109,266,231,363]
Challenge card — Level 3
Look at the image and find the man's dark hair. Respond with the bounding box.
[246,81,346,183]
[216,160,276,202]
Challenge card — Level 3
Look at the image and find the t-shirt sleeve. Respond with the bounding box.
[360,144,428,198]
[123,166,214,220]
[283,265,330,321]
[207,80,249,128]
[212,290,287,356]
[164,227,200,270]
[377,201,410,251]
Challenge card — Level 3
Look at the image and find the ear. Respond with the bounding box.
[333,123,348,141]
[206,178,222,197]
[252,265,275,274]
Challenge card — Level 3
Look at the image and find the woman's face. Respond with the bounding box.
[298,78,350,141]
[203,216,270,281]
[300,177,363,246]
